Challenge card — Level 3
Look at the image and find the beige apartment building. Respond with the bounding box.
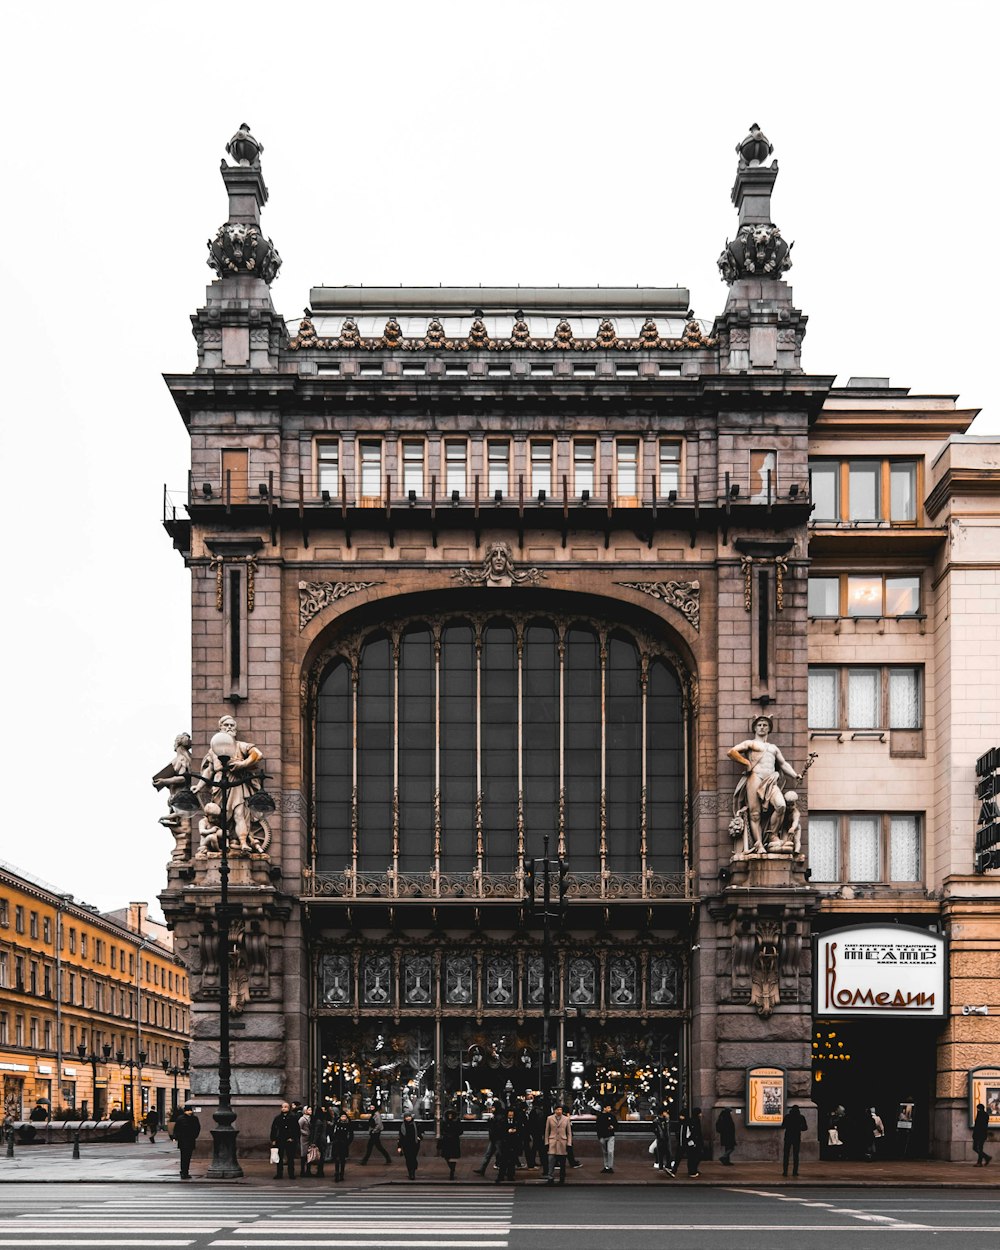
[157,123,1000,1160]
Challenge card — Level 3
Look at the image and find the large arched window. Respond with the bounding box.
[315,615,685,877]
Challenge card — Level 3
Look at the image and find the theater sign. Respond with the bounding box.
[815,925,947,1019]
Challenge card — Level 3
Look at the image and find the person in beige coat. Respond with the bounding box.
[544,1104,573,1185]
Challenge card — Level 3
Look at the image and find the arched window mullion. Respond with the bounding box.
[516,620,525,872]
[391,628,401,884]
[599,627,608,882]
[350,652,359,881]
[640,652,649,886]
[557,623,567,859]
[475,620,484,883]
[433,624,442,887]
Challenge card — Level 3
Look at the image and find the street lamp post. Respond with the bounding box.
[162,1047,191,1116]
[76,1041,112,1119]
[525,834,568,1108]
[171,724,275,1180]
[115,1049,147,1126]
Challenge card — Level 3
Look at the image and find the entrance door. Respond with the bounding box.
[812,1020,938,1158]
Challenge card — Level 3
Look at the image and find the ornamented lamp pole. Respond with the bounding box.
[162,1047,191,1117]
[76,1041,112,1119]
[173,724,274,1179]
[115,1049,147,1125]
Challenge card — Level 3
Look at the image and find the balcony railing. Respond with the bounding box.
[301,867,689,901]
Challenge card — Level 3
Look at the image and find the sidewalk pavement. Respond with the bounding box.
[1,1135,996,1186]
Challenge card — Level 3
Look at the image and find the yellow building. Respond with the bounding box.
[1,862,191,1123]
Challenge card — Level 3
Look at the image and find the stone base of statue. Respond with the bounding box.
[727,853,807,890]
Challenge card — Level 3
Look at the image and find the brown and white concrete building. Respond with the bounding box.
[158,124,1000,1160]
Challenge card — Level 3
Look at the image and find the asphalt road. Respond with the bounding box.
[0,1182,999,1249]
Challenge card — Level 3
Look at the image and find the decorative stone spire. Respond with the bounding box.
[207,125,282,285]
[718,123,793,285]
[712,125,806,373]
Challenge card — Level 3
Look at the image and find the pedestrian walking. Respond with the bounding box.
[679,1108,703,1177]
[596,1104,616,1173]
[973,1102,992,1166]
[653,1108,674,1174]
[361,1105,392,1164]
[782,1104,808,1177]
[543,1103,572,1185]
[474,1105,505,1175]
[170,1103,201,1179]
[330,1111,354,1181]
[397,1112,423,1180]
[144,1107,160,1144]
[298,1106,314,1176]
[496,1109,521,1183]
[870,1107,885,1160]
[270,1100,300,1179]
[439,1108,463,1180]
[715,1107,736,1166]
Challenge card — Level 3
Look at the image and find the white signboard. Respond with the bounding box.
[815,924,946,1018]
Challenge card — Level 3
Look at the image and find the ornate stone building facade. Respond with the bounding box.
[159,125,1000,1159]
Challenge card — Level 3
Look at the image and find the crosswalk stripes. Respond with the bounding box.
[0,1187,514,1248]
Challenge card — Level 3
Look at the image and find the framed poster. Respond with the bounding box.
[969,1068,1000,1128]
[746,1066,786,1127]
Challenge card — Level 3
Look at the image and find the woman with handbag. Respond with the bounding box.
[298,1106,314,1177]
[309,1105,332,1178]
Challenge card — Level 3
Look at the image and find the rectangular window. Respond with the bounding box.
[358,440,382,503]
[445,441,467,496]
[29,962,37,994]
[69,928,76,954]
[111,947,117,971]
[0,1013,6,1045]
[807,577,839,617]
[15,906,24,934]
[809,813,922,884]
[848,461,880,521]
[888,667,921,729]
[0,899,7,927]
[15,956,24,990]
[81,934,88,958]
[221,448,249,504]
[847,668,880,728]
[808,668,839,729]
[317,441,339,496]
[890,462,917,522]
[29,1017,38,1048]
[574,441,596,497]
[885,576,920,616]
[44,1020,52,1050]
[29,912,38,939]
[810,462,839,522]
[531,441,552,497]
[846,574,882,617]
[401,440,424,497]
[43,917,51,944]
[15,1015,24,1046]
[487,441,509,496]
[0,954,7,988]
[616,439,639,503]
[659,441,681,495]
[43,965,51,997]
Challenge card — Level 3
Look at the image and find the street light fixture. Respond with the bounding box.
[171,729,275,1179]
[115,1048,148,1125]
[76,1041,113,1119]
[162,1047,191,1116]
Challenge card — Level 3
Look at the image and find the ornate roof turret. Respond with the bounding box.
[718,123,793,286]
[207,124,282,285]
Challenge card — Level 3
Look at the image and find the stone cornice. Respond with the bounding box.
[925,468,1000,520]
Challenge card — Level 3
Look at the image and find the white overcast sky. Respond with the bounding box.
[1,0,995,917]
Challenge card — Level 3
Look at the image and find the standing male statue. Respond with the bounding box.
[728,716,802,854]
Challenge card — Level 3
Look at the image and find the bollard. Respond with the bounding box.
[72,1128,81,1160]
[5,1127,13,1158]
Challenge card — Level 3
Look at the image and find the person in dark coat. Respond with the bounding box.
[496,1109,521,1183]
[330,1111,354,1182]
[653,1108,674,1174]
[170,1104,201,1179]
[782,1104,808,1177]
[677,1108,703,1177]
[308,1105,332,1178]
[525,1100,546,1172]
[596,1105,616,1173]
[270,1100,300,1179]
[397,1112,423,1180]
[474,1106,505,1175]
[973,1102,992,1166]
[144,1107,160,1144]
[715,1107,737,1166]
[439,1108,463,1180]
[361,1106,391,1164]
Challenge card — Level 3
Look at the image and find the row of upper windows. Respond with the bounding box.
[808,574,921,618]
[316,438,683,504]
[808,458,920,525]
[0,950,188,1017]
[0,1014,188,1063]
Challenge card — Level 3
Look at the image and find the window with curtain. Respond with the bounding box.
[808,669,838,728]
[848,816,881,880]
[889,816,920,880]
[810,813,922,884]
[847,669,880,728]
[808,665,923,730]
[574,441,596,496]
[888,667,921,728]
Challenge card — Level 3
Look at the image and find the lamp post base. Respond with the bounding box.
[206,1106,243,1179]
